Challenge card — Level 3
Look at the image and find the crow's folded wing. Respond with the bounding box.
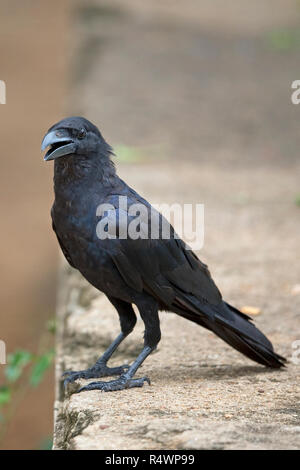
[100,200,222,308]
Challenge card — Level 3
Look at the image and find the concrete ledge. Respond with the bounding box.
[53,260,299,450]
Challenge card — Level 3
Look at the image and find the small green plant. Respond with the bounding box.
[295,194,300,207]
[114,145,145,163]
[266,28,300,52]
[0,321,55,447]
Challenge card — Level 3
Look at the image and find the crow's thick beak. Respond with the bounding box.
[41,130,76,161]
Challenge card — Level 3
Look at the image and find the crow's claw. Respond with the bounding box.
[77,375,150,393]
[62,363,129,388]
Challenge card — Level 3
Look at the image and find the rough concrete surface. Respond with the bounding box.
[53,0,300,450]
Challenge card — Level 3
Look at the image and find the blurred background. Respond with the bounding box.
[0,0,300,449]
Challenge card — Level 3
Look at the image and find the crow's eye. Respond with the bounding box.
[78,128,86,139]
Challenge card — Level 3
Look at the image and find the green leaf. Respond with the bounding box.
[46,318,56,335]
[30,350,55,387]
[115,145,144,163]
[5,350,33,383]
[0,386,11,406]
[267,29,300,51]
[295,194,300,207]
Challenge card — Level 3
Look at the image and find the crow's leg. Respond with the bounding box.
[78,297,161,392]
[63,297,137,387]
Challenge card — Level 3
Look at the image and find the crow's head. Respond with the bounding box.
[41,116,111,161]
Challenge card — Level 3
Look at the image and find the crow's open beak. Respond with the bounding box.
[41,130,76,161]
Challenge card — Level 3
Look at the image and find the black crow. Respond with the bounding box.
[42,117,286,392]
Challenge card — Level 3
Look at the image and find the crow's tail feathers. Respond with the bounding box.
[211,302,286,368]
[175,298,286,368]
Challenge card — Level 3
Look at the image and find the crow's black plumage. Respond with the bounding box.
[42,117,286,392]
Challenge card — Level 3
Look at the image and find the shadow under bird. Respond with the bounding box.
[42,116,286,393]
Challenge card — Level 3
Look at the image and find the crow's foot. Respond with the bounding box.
[77,374,150,393]
[62,363,129,387]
